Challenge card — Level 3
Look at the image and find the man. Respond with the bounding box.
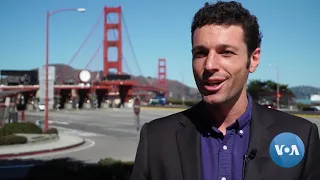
[130,1,320,180]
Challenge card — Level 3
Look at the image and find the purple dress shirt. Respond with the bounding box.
[201,95,252,180]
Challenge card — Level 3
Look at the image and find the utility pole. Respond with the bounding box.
[276,66,280,109]
[45,8,86,130]
[270,64,280,110]
[179,72,185,105]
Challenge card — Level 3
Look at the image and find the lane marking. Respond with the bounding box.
[51,126,104,137]
[49,120,70,125]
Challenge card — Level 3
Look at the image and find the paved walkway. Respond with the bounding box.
[0,133,85,158]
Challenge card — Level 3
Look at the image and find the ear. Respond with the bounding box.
[248,48,260,73]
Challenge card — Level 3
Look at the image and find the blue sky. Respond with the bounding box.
[1,0,320,88]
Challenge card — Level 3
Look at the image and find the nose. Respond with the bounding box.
[204,51,219,72]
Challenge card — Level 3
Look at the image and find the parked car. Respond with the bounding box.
[262,104,276,109]
[301,107,318,111]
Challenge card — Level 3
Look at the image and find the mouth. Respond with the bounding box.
[205,80,224,86]
[203,79,226,92]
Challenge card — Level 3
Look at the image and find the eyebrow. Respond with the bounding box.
[191,44,239,53]
[191,45,208,54]
[216,44,239,51]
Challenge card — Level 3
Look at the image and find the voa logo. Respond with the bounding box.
[269,132,305,168]
[274,144,300,156]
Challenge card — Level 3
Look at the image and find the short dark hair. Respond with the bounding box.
[191,1,262,59]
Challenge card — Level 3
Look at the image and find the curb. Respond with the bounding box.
[0,138,86,159]
[141,106,187,111]
[292,114,320,118]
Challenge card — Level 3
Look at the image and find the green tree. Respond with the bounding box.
[247,79,293,101]
[247,79,266,100]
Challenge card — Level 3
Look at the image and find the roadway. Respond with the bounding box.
[20,107,320,163]
[23,107,180,163]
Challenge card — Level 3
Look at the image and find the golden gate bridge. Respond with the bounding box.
[0,6,169,109]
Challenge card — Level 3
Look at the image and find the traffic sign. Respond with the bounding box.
[133,98,141,115]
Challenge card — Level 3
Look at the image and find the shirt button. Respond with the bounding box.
[221,177,226,180]
[223,145,227,150]
[239,130,244,134]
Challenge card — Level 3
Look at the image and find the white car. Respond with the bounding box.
[38,104,45,111]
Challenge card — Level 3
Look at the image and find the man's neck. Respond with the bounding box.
[205,90,249,135]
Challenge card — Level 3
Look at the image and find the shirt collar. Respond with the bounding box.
[201,95,253,136]
[237,94,252,129]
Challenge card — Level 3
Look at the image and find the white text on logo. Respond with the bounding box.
[274,145,300,156]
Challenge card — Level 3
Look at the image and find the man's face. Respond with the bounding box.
[192,25,260,105]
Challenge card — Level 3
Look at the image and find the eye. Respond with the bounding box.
[223,50,234,55]
[219,50,235,57]
[193,50,208,59]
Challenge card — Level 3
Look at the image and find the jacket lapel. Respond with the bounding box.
[176,103,203,180]
[175,101,276,180]
[244,101,275,180]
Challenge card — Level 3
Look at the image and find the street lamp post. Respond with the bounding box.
[269,64,280,110]
[45,8,86,131]
[179,72,185,106]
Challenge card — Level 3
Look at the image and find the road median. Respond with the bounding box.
[0,133,85,158]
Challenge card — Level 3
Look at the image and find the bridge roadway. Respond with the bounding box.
[20,107,320,163]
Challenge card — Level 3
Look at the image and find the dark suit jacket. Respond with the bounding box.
[130,101,320,180]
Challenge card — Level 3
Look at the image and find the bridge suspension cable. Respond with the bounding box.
[56,9,104,80]
[121,12,151,86]
[84,42,102,69]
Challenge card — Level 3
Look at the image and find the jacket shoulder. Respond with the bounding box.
[269,108,313,126]
[257,103,316,133]
[145,110,185,132]
[142,104,200,137]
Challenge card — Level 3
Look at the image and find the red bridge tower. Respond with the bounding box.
[157,58,167,96]
[102,6,134,104]
[103,6,122,76]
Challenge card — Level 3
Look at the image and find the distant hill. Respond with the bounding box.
[289,86,320,99]
[132,75,201,100]
[5,64,320,101]
[35,64,201,101]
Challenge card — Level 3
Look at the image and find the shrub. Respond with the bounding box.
[99,158,133,166]
[0,128,5,137]
[43,128,58,134]
[26,158,134,179]
[98,158,133,179]
[0,134,28,145]
[98,157,120,165]
[167,99,182,105]
[167,99,200,106]
[296,103,312,110]
[1,122,42,136]
[184,100,199,107]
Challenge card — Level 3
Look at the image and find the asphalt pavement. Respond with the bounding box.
[23,107,180,163]
[1,107,320,179]
[20,107,320,163]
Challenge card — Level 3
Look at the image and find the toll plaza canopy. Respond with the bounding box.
[0,89,27,99]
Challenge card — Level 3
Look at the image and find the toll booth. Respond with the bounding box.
[0,90,28,127]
